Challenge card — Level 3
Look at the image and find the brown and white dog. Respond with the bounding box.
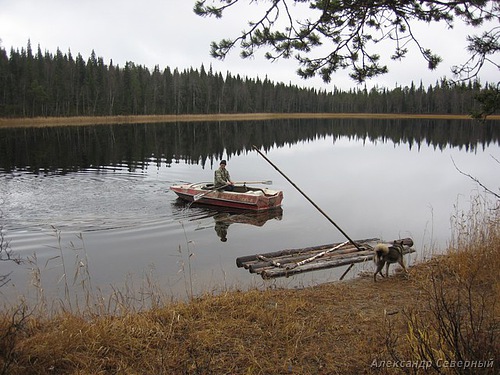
[373,241,408,282]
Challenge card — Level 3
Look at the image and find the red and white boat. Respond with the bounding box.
[170,182,283,211]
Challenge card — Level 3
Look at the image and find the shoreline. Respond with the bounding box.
[1,112,499,128]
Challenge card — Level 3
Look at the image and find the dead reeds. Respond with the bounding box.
[382,195,499,374]
[2,112,499,128]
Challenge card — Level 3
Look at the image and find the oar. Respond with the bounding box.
[193,184,228,201]
[233,180,272,185]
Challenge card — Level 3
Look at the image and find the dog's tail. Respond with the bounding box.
[373,243,389,263]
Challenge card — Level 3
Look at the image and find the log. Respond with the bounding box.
[236,238,416,279]
[235,243,341,267]
[246,246,366,272]
[291,241,349,269]
[259,247,416,279]
[235,237,380,267]
[261,254,374,278]
[249,249,376,274]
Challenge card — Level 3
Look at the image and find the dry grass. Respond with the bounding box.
[1,198,498,374]
[1,112,499,128]
[1,279,421,374]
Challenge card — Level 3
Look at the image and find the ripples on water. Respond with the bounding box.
[4,167,153,231]
[0,158,286,304]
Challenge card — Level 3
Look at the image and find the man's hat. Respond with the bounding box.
[220,160,227,165]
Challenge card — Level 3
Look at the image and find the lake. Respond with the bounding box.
[0,118,499,307]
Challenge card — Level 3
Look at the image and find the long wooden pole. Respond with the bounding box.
[253,145,363,251]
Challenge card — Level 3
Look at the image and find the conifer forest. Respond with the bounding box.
[0,43,496,118]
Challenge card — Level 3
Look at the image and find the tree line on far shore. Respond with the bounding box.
[0,42,496,118]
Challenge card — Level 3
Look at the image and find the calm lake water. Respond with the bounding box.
[0,118,499,306]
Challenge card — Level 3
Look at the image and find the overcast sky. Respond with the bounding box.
[1,0,497,91]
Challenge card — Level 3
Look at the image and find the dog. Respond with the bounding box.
[373,241,408,282]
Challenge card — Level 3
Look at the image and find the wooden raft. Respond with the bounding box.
[236,238,415,279]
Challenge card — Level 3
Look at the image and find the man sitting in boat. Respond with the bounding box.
[214,160,234,191]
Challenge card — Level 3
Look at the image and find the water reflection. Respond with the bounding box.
[0,119,499,174]
[213,208,283,242]
[172,199,283,242]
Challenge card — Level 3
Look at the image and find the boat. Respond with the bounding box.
[170,182,284,211]
[236,238,415,279]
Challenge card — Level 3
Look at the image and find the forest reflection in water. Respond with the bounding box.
[0,117,498,174]
[0,118,499,302]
